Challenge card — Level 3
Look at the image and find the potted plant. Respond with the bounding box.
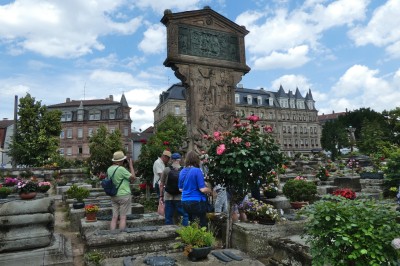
[16,180,39,200]
[240,198,280,224]
[0,185,13,199]
[282,176,317,209]
[263,184,279,198]
[175,221,215,261]
[4,177,18,187]
[316,166,329,181]
[84,204,99,222]
[66,184,90,209]
[38,181,51,193]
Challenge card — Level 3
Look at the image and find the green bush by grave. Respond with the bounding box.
[301,195,400,265]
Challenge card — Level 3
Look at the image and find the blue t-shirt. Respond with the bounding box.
[179,167,207,202]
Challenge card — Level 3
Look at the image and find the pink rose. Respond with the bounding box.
[247,115,260,123]
[245,142,251,148]
[216,144,226,155]
[264,125,273,133]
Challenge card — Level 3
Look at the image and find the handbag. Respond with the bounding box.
[157,199,165,216]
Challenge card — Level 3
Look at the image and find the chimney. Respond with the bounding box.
[332,110,335,114]
[237,84,243,88]
[260,87,264,90]
[66,98,70,103]
[109,95,113,101]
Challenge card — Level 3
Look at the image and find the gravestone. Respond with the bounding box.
[161,6,250,153]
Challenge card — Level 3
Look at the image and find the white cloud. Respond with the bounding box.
[89,70,149,88]
[252,45,310,70]
[0,0,143,58]
[133,0,201,14]
[138,24,166,54]
[348,0,400,59]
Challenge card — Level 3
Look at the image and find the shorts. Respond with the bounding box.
[111,195,132,217]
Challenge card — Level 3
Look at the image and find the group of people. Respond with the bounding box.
[154,150,212,228]
[107,149,215,230]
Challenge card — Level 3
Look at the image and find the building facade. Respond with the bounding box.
[48,95,132,160]
[0,119,14,168]
[154,84,321,157]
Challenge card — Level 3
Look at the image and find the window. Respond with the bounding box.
[109,127,115,133]
[60,130,65,139]
[61,112,72,122]
[124,112,129,119]
[67,128,72,138]
[240,110,245,117]
[59,148,64,155]
[235,94,240,103]
[269,112,273,119]
[67,147,72,156]
[310,127,313,134]
[286,114,290,120]
[293,115,296,120]
[175,105,180,115]
[77,111,83,121]
[78,146,82,154]
[300,127,303,133]
[304,127,307,133]
[125,145,129,152]
[257,96,262,105]
[294,126,297,133]
[314,127,317,134]
[281,114,285,120]
[283,126,286,133]
[77,128,83,139]
[89,110,101,120]
[311,139,314,145]
[290,100,295,108]
[235,110,239,116]
[305,139,308,145]
[259,112,264,119]
[109,110,116,119]
[288,126,291,133]
[269,97,273,106]
[88,128,93,137]
[124,127,129,136]
[295,139,298,146]
[247,95,252,105]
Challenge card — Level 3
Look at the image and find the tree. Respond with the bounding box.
[382,107,400,145]
[136,114,187,186]
[320,120,348,160]
[8,93,62,167]
[357,119,388,154]
[88,125,124,174]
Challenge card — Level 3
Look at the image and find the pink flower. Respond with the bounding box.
[247,115,260,123]
[213,131,221,138]
[216,144,226,155]
[203,134,209,139]
[264,125,273,133]
[245,142,251,148]
[231,137,242,144]
[241,122,249,127]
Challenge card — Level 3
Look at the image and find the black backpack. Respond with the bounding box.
[164,167,182,195]
[101,166,123,196]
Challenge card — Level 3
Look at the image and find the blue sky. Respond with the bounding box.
[0,0,399,131]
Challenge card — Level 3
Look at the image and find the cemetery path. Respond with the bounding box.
[54,199,85,266]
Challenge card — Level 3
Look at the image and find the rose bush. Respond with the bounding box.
[204,115,283,203]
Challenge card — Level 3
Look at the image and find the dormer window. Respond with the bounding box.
[235,94,240,104]
[89,110,101,120]
[257,96,262,105]
[269,97,273,106]
[247,95,252,105]
[109,109,116,119]
[61,111,72,122]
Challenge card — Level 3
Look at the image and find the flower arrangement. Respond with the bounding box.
[204,115,284,203]
[16,180,38,194]
[332,188,356,200]
[85,204,99,213]
[316,166,330,181]
[282,176,317,202]
[4,177,18,186]
[38,181,51,192]
[262,184,279,198]
[175,221,215,257]
[0,185,13,198]
[347,158,361,174]
[239,198,280,221]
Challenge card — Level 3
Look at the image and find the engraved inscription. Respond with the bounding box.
[178,25,240,62]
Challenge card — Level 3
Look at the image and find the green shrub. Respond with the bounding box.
[175,221,215,256]
[282,178,317,202]
[84,251,104,266]
[301,195,400,265]
[66,185,90,202]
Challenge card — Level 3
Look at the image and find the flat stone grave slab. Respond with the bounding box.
[0,233,73,266]
[69,202,145,231]
[84,225,179,258]
[333,176,361,191]
[80,212,164,235]
[97,248,265,266]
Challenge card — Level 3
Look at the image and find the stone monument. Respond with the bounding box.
[161,6,250,153]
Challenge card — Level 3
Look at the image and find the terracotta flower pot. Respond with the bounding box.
[19,192,37,200]
[85,212,97,222]
[290,201,309,209]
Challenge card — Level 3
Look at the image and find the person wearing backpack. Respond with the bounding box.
[107,151,135,230]
[159,153,189,226]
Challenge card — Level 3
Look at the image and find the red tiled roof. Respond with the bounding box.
[318,112,346,121]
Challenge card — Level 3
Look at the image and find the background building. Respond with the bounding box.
[0,118,14,168]
[154,83,321,157]
[48,95,132,160]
